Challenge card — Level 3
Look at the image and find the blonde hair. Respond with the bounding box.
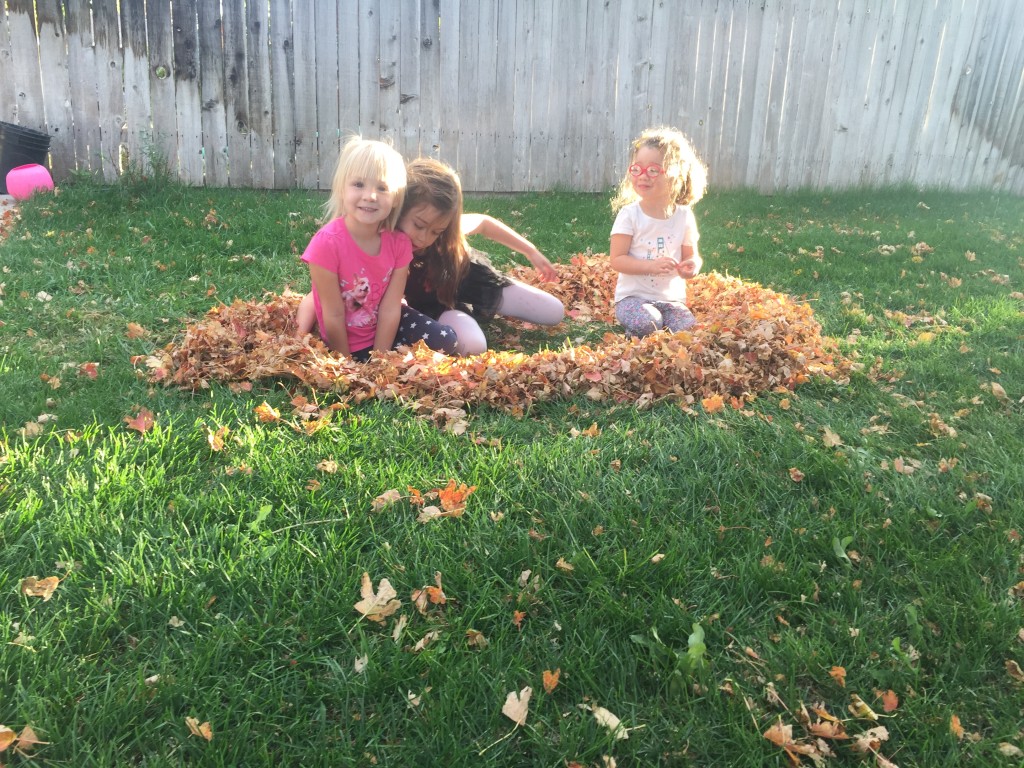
[403,158,469,309]
[324,136,407,228]
[611,126,708,212]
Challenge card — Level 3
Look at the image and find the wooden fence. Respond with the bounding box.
[2,0,1022,193]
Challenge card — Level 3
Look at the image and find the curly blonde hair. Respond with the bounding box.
[611,126,708,213]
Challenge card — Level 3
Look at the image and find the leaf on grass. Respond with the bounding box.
[436,479,477,514]
[126,322,149,339]
[701,394,725,413]
[512,610,527,629]
[354,655,368,674]
[822,427,843,447]
[763,720,827,764]
[391,613,408,643]
[185,717,213,741]
[556,557,575,572]
[21,576,60,601]
[998,743,1024,758]
[650,553,665,563]
[371,489,403,512]
[0,725,15,752]
[881,689,899,713]
[850,725,889,754]
[13,725,44,753]
[411,572,447,614]
[788,467,805,482]
[502,687,532,726]
[124,407,156,433]
[848,693,879,721]
[832,536,854,565]
[949,714,964,740]
[78,362,100,379]
[990,381,1008,401]
[353,572,402,624]
[543,668,561,694]
[466,629,489,649]
[829,666,847,688]
[582,705,629,741]
[411,630,440,653]
[253,402,281,422]
[1005,659,1024,683]
[206,425,229,452]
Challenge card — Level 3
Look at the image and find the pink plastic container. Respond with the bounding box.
[6,163,54,200]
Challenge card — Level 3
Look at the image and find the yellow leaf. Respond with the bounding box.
[21,576,60,601]
[555,557,575,572]
[701,394,725,413]
[542,668,561,694]
[253,402,280,422]
[0,725,16,752]
[501,686,532,726]
[848,693,879,721]
[353,572,402,624]
[185,717,213,741]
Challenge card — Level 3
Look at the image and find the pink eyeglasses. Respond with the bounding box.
[628,163,665,179]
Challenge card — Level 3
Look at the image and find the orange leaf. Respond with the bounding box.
[436,479,477,513]
[126,322,149,339]
[78,362,100,379]
[829,665,847,687]
[881,689,899,713]
[124,407,156,434]
[788,467,805,482]
[950,713,964,740]
[253,402,281,422]
[543,668,561,694]
[512,610,526,629]
[0,725,16,752]
[701,394,725,413]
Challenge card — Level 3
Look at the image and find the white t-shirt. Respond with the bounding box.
[611,202,699,304]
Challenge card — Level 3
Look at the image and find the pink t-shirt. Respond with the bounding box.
[302,218,413,352]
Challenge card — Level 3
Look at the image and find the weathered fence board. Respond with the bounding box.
[3,0,1022,194]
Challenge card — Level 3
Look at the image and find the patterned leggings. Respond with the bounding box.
[395,305,459,354]
[615,297,696,338]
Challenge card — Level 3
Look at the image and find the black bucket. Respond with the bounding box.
[1,121,51,194]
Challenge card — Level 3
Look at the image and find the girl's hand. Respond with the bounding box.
[525,247,559,282]
[676,257,702,279]
[649,257,679,276]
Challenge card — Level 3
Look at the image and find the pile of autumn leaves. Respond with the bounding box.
[149,253,855,412]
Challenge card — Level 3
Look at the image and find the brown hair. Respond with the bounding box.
[403,158,470,309]
[611,126,708,213]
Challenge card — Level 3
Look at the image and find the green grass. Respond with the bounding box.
[1,177,1023,767]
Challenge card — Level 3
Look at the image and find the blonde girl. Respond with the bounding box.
[296,137,423,360]
[609,126,708,337]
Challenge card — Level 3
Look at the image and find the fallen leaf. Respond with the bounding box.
[650,553,665,563]
[1005,659,1024,683]
[513,610,527,629]
[20,576,60,601]
[990,381,1008,401]
[353,573,402,624]
[466,629,489,648]
[253,402,281,422]
[556,557,575,572]
[881,689,899,713]
[0,725,16,752]
[543,668,561,694]
[589,705,629,740]
[206,425,229,451]
[371,489,402,512]
[822,427,843,447]
[411,630,440,653]
[702,394,725,413]
[949,713,963,740]
[789,467,805,482]
[124,407,156,433]
[998,743,1024,758]
[185,717,213,741]
[14,725,45,753]
[354,655,368,674]
[849,693,879,720]
[829,666,847,688]
[851,725,889,753]
[126,322,149,339]
[501,686,532,726]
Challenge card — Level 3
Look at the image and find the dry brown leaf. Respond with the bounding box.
[556,557,575,572]
[0,725,16,752]
[353,572,402,624]
[851,725,889,753]
[501,686,532,726]
[21,576,60,601]
[371,489,402,512]
[849,693,879,720]
[588,705,629,740]
[998,743,1024,758]
[1005,659,1024,683]
[466,629,489,649]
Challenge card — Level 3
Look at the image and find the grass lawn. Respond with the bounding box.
[1,174,1023,767]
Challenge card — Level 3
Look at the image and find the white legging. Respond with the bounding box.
[439,280,564,356]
